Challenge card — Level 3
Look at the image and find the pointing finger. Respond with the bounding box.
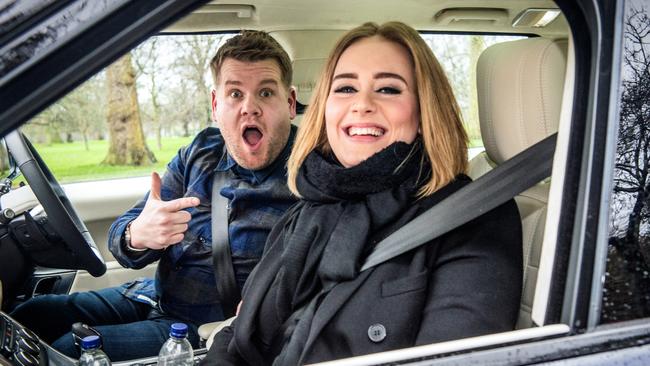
[163,196,200,212]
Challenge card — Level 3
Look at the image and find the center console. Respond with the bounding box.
[1,311,70,366]
[0,312,206,365]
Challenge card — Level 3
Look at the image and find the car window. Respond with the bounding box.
[420,34,525,153]
[18,33,234,184]
[602,1,650,323]
[15,32,522,185]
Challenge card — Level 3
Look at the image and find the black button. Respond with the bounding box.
[367,323,386,343]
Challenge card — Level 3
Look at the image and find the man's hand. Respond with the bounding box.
[129,172,200,250]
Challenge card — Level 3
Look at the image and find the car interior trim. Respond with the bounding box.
[587,0,627,331]
[532,31,576,327]
[309,324,571,366]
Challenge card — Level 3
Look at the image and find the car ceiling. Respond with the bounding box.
[165,0,569,38]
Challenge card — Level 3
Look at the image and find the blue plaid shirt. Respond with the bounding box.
[108,126,297,325]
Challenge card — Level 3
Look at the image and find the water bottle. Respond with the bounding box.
[79,335,111,366]
[157,323,194,366]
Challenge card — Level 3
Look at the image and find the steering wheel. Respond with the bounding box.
[4,130,106,277]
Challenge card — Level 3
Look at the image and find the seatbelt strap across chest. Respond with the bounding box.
[361,133,557,271]
[211,172,240,317]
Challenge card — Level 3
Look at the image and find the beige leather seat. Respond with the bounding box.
[469,37,567,329]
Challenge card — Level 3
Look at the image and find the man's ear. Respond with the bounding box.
[211,89,218,123]
[288,86,297,120]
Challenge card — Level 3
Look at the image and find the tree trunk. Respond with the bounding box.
[151,72,163,150]
[103,53,156,165]
[48,128,63,145]
[467,36,484,143]
[182,120,190,138]
[625,187,647,243]
[82,131,89,151]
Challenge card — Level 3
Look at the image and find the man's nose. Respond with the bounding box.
[241,95,262,116]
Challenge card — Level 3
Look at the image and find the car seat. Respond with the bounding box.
[469,37,568,329]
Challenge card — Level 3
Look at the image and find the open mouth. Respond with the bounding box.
[346,126,385,137]
[243,126,263,147]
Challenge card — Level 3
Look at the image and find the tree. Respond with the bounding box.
[24,73,106,147]
[134,38,164,150]
[65,76,107,150]
[103,53,156,165]
[424,34,485,143]
[172,35,224,131]
[603,5,650,322]
[466,36,485,142]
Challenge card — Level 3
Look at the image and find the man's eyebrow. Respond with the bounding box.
[223,79,279,87]
[375,72,408,84]
[259,79,279,86]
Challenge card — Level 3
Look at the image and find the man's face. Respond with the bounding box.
[212,58,296,170]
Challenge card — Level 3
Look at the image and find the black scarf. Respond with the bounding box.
[253,138,429,365]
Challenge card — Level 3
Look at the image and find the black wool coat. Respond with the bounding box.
[204,176,523,365]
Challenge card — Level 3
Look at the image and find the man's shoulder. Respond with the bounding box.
[193,127,226,148]
[183,127,226,156]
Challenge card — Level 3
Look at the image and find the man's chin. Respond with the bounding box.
[234,153,271,171]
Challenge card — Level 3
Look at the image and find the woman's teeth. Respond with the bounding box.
[348,127,385,136]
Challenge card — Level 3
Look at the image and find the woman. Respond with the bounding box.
[203,21,522,365]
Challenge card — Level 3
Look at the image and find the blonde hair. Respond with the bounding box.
[287,22,468,197]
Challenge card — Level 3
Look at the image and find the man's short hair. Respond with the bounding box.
[210,30,292,90]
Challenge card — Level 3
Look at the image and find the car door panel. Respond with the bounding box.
[62,176,156,292]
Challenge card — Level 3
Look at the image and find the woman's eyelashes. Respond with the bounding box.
[333,85,357,94]
[377,86,401,94]
[332,85,402,94]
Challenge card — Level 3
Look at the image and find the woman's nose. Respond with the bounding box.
[351,90,376,114]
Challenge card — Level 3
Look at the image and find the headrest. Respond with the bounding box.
[476,38,568,164]
[292,58,326,104]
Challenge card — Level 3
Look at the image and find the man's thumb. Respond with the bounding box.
[149,172,162,201]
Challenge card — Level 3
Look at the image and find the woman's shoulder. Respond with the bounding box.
[418,173,520,229]
[417,174,472,210]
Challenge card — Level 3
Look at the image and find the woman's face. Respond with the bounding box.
[325,36,420,168]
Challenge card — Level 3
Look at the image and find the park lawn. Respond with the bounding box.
[28,137,194,184]
[13,136,484,185]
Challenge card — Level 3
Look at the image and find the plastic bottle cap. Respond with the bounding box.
[170,323,188,338]
[81,335,101,349]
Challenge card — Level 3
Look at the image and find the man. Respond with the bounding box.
[11,30,298,361]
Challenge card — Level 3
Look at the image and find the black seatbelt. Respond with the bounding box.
[361,133,557,271]
[211,172,240,317]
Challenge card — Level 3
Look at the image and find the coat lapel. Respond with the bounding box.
[233,234,286,365]
[300,268,375,359]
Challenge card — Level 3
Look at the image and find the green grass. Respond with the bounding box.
[27,137,194,184]
[11,135,485,185]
